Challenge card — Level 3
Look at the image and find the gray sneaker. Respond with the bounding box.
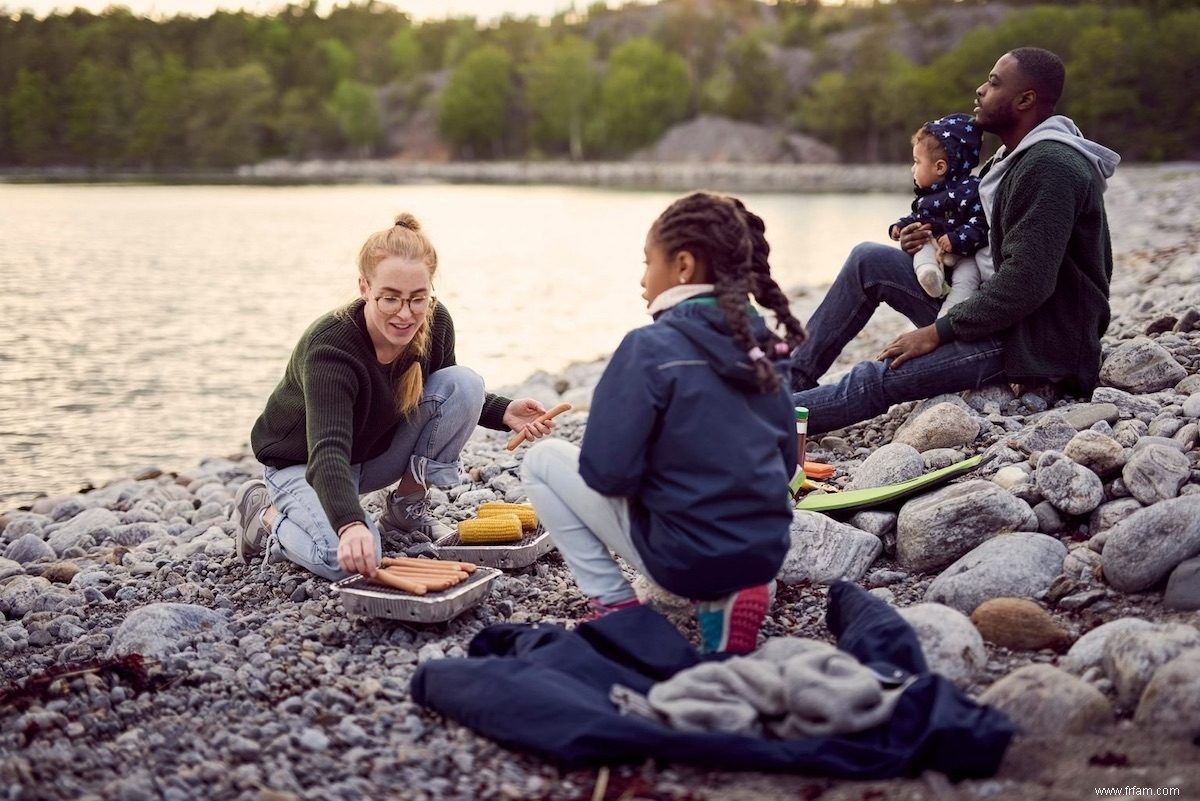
[378,488,452,542]
[233,479,271,564]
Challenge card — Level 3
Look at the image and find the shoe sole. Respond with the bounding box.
[233,480,266,565]
[698,584,770,654]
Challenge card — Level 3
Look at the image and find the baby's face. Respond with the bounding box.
[912,142,946,189]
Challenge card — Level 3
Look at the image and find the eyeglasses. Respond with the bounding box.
[373,293,434,316]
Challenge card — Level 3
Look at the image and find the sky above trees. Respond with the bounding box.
[4,0,582,20]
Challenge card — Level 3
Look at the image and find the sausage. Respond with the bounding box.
[505,402,573,451]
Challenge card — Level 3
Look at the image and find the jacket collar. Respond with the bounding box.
[647,283,716,318]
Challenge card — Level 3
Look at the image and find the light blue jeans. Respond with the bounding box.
[521,439,648,605]
[791,242,1005,434]
[262,365,486,581]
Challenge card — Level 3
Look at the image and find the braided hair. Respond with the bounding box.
[650,192,807,394]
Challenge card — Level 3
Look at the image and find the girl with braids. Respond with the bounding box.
[231,214,552,581]
[521,192,806,654]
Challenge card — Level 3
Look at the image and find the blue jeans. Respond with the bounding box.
[262,365,486,581]
[520,439,647,605]
[791,242,1005,434]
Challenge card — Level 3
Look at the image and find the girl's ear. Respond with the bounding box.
[674,249,698,284]
[935,159,949,176]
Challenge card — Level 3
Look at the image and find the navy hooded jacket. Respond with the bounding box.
[894,113,989,257]
[578,298,796,601]
[410,582,1016,778]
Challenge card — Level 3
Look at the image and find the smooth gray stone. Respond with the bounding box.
[1099,338,1188,393]
[1134,651,1200,739]
[896,603,986,685]
[3,534,56,565]
[1,513,51,543]
[1174,422,1199,450]
[922,449,965,470]
[0,575,52,618]
[1013,411,1078,453]
[1148,416,1186,438]
[979,664,1113,735]
[778,512,881,585]
[893,402,980,452]
[1036,451,1104,515]
[1102,623,1200,708]
[1060,617,1156,674]
[1063,429,1126,478]
[1060,402,1120,431]
[847,510,896,541]
[845,442,924,491]
[1094,387,1163,419]
[1033,501,1066,534]
[1122,444,1190,505]
[1184,394,1200,419]
[0,557,24,581]
[1177,374,1200,395]
[45,507,120,555]
[1164,556,1200,610]
[108,602,230,658]
[896,480,1038,573]
[1103,496,1200,593]
[924,532,1067,615]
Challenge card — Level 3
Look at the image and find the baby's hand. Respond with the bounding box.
[936,234,952,253]
[889,225,901,241]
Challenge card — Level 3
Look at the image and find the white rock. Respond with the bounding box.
[778,512,881,585]
[924,532,1067,615]
[1060,617,1156,675]
[1102,622,1200,707]
[896,481,1038,574]
[896,602,986,685]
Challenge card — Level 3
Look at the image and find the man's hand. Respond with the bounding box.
[878,324,940,370]
[337,522,377,578]
[898,222,933,255]
[503,398,552,442]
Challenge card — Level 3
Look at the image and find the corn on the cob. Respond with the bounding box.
[458,513,523,544]
[477,502,538,531]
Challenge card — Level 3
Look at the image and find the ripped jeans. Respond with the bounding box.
[262,366,485,581]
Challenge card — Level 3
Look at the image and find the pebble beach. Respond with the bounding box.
[2,164,1200,801]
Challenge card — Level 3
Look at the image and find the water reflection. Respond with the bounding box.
[0,183,904,504]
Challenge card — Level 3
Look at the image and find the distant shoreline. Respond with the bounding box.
[1,160,912,193]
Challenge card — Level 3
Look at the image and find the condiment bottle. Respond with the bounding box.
[795,406,809,464]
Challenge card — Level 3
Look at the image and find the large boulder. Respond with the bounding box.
[1102,623,1200,708]
[1035,451,1104,516]
[1102,496,1200,593]
[1133,650,1200,739]
[895,603,985,685]
[108,603,231,659]
[844,443,924,491]
[924,532,1067,615]
[893,403,979,452]
[1121,444,1190,505]
[896,481,1038,573]
[778,512,881,585]
[1099,338,1187,393]
[978,664,1113,735]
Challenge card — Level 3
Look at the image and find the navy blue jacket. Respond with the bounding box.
[410,582,1016,777]
[578,298,797,600]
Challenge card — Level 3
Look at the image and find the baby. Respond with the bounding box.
[889,113,988,315]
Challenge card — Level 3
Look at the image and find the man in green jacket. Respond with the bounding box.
[791,47,1120,434]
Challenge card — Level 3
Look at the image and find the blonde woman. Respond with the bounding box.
[233,214,551,580]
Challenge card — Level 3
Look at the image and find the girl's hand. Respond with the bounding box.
[503,398,552,442]
[337,522,378,577]
[936,234,953,253]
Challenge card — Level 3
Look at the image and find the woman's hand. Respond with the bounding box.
[898,222,933,255]
[503,398,552,442]
[878,324,941,370]
[337,522,378,577]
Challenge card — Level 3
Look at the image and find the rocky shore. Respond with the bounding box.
[2,164,1200,800]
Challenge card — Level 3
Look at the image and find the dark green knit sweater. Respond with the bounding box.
[934,141,1113,393]
[251,299,512,531]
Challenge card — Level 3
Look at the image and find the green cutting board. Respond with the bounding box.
[795,454,984,513]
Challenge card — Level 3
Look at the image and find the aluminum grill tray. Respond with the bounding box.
[331,567,500,623]
[433,526,555,570]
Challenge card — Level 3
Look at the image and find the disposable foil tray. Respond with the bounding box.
[331,567,500,623]
[433,526,555,570]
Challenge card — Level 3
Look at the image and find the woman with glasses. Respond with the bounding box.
[232,213,552,580]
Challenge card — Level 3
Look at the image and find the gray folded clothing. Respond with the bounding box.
[645,637,906,738]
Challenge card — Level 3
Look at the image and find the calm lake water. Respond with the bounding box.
[0,183,905,506]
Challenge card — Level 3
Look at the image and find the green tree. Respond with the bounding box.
[437,44,514,158]
[128,50,188,167]
[318,37,354,88]
[525,35,598,159]
[275,86,338,158]
[6,68,56,164]
[328,78,382,155]
[598,37,691,153]
[387,26,422,80]
[704,34,783,122]
[184,62,275,167]
[64,59,128,165]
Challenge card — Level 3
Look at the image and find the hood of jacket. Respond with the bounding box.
[655,298,783,392]
[923,112,983,185]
